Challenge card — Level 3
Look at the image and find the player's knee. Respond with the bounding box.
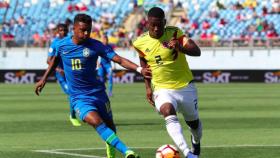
[160,103,176,117]
[84,112,104,128]
[104,119,116,132]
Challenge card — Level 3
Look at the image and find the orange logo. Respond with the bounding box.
[273,71,280,76]
[15,71,26,77]
[211,71,222,77]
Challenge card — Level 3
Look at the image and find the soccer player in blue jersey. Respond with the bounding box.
[35,14,151,158]
[97,34,114,97]
[47,23,81,127]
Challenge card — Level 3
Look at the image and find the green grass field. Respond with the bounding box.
[0,83,280,158]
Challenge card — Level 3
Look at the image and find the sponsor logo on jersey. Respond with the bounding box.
[145,48,151,52]
[162,41,169,48]
[62,51,70,54]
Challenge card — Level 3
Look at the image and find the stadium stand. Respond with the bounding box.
[174,0,280,47]
[0,0,279,48]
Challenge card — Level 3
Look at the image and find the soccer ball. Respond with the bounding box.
[156,144,180,158]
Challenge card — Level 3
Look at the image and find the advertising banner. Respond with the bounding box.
[0,70,279,83]
[0,70,56,84]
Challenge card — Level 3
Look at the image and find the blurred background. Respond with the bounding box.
[0,0,279,83]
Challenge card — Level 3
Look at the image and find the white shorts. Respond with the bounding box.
[153,82,199,121]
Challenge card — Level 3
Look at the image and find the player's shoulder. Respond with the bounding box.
[54,36,72,52]
[134,32,149,42]
[165,26,181,33]
[88,38,101,43]
[50,38,59,46]
[165,26,184,38]
[57,36,71,45]
[52,37,59,43]
[87,38,104,47]
[132,31,149,46]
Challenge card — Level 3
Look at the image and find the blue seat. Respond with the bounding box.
[5,0,280,45]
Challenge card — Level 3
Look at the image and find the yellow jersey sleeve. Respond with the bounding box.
[133,27,193,90]
[132,32,148,58]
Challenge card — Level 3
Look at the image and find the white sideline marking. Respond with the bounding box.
[38,144,280,151]
[33,145,280,158]
[204,144,280,148]
[35,150,105,158]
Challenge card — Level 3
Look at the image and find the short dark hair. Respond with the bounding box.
[74,14,92,25]
[148,7,165,19]
[56,23,68,30]
[102,33,108,40]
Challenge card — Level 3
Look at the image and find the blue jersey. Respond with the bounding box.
[100,45,113,68]
[100,57,111,68]
[55,36,116,96]
[48,38,60,57]
[48,37,64,68]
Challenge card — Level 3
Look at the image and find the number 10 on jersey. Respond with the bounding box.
[71,59,82,70]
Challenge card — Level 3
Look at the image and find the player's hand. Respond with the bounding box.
[56,68,65,76]
[146,88,155,106]
[168,37,180,51]
[141,66,152,79]
[35,79,46,96]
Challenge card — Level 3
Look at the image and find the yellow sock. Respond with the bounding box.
[106,143,115,158]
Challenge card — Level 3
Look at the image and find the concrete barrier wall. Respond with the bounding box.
[0,47,279,70]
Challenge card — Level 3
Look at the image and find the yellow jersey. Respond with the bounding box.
[133,26,193,90]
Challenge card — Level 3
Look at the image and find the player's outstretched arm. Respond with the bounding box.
[111,54,152,79]
[140,57,154,106]
[47,56,52,65]
[168,37,201,56]
[35,56,59,96]
[184,39,201,56]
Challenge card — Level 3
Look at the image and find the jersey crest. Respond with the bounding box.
[83,48,90,57]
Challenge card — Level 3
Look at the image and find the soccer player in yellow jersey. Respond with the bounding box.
[133,7,202,158]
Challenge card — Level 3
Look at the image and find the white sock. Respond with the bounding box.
[165,115,190,157]
[189,121,202,144]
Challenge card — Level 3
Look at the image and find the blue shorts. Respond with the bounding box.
[70,91,112,121]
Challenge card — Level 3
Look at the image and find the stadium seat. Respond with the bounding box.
[1,0,279,46]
